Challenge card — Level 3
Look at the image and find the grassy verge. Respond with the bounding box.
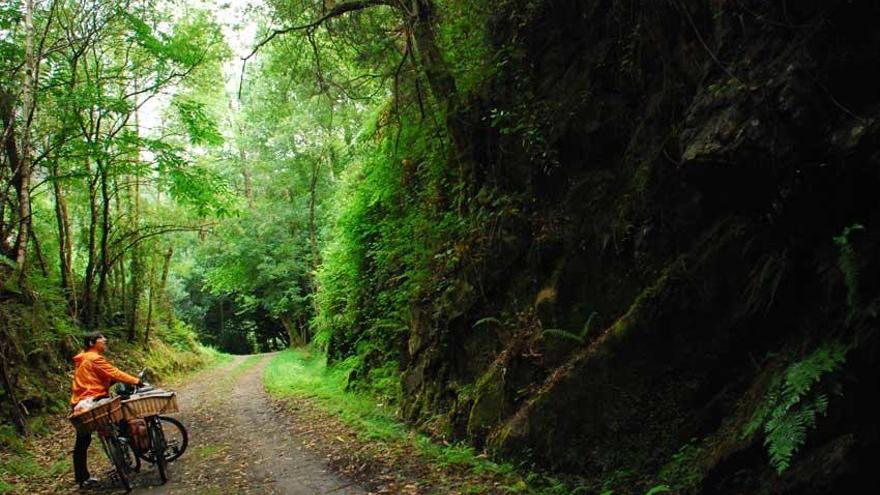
[264,348,574,494]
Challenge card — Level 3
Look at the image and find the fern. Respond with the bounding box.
[764,394,829,472]
[784,345,846,397]
[645,485,671,495]
[747,343,846,473]
[0,253,15,268]
[833,223,864,316]
[542,312,598,343]
[581,311,598,338]
[473,317,503,329]
[542,328,584,343]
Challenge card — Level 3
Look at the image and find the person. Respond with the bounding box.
[70,331,141,488]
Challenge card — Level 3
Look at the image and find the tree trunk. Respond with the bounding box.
[237,121,254,209]
[95,162,111,321]
[128,85,143,341]
[1,91,20,263]
[112,176,124,317]
[306,159,321,334]
[52,162,76,316]
[0,340,27,436]
[280,315,297,347]
[144,265,155,348]
[13,0,37,283]
[29,223,48,277]
[82,171,99,326]
[158,246,174,331]
[407,0,470,194]
[308,160,320,274]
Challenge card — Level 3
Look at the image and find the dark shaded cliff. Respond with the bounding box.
[391,0,880,492]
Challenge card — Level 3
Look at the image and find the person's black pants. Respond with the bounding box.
[73,429,92,482]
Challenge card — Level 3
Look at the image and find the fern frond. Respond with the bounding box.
[542,328,584,343]
[645,485,671,495]
[580,311,598,338]
[473,317,503,328]
[748,343,846,473]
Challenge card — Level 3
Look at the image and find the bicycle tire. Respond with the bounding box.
[138,416,188,463]
[102,434,132,492]
[147,417,168,484]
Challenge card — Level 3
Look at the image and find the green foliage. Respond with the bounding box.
[145,138,232,216]
[744,343,847,473]
[473,316,503,329]
[0,425,25,454]
[833,223,865,316]
[0,454,41,477]
[436,0,494,94]
[314,107,462,363]
[600,483,673,495]
[657,438,704,491]
[122,7,224,67]
[173,98,224,146]
[645,485,672,495]
[542,312,598,343]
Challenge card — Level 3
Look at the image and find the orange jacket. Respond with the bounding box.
[70,350,139,405]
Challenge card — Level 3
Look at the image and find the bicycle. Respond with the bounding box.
[70,369,188,492]
[117,369,188,486]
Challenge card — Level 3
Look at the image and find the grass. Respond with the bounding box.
[264,348,576,494]
[193,443,223,460]
[226,354,262,380]
[0,442,71,495]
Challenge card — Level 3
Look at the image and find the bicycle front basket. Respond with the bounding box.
[121,392,179,419]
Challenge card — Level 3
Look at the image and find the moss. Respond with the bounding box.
[466,364,507,439]
[609,258,682,338]
[656,439,706,493]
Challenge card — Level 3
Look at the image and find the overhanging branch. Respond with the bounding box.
[242,0,393,61]
[107,223,215,267]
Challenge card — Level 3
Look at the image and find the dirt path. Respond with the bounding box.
[15,351,524,494]
[86,354,365,494]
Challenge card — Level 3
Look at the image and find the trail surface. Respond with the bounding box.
[88,354,366,494]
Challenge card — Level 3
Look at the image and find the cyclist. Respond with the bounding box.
[70,331,142,488]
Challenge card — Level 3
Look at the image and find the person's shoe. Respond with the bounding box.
[78,477,99,489]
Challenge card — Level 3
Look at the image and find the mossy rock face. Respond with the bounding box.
[466,364,507,441]
[487,220,758,475]
[352,0,880,490]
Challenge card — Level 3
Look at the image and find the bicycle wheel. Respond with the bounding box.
[100,434,132,492]
[147,417,168,484]
[138,416,188,463]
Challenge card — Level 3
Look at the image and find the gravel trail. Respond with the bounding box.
[82,354,365,494]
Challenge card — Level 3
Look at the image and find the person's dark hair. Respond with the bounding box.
[83,331,105,350]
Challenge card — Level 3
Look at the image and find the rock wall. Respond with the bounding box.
[399,0,880,492]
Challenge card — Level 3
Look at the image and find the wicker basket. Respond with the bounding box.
[68,397,123,434]
[121,392,179,419]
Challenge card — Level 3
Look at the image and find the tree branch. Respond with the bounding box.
[106,223,215,267]
[242,0,393,61]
